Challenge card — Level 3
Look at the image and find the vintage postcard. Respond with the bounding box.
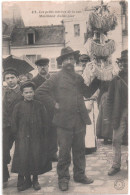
[2,0,128,194]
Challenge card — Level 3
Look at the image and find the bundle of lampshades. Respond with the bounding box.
[83,3,120,85]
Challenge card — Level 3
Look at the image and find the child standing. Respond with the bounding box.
[3,68,22,188]
[11,80,52,191]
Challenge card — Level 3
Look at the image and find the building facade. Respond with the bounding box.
[2,4,25,57]
[10,25,65,74]
[62,0,128,62]
[3,1,128,75]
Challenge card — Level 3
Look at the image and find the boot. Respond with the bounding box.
[18,175,32,191]
[33,175,41,191]
[59,182,68,191]
[108,167,120,176]
[74,176,94,184]
[17,174,24,187]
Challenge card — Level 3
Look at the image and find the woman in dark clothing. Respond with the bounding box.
[11,80,52,191]
[96,90,113,143]
[96,81,113,144]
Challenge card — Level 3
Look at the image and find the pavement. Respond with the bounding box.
[3,140,128,195]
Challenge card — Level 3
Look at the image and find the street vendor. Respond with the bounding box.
[35,46,100,191]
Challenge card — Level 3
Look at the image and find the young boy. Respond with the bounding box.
[11,80,52,191]
[3,68,22,188]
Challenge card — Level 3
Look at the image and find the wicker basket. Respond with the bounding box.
[88,12,117,33]
[82,60,119,83]
[89,39,116,57]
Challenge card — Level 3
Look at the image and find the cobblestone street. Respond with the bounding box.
[3,140,128,195]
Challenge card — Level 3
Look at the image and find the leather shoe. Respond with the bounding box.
[108,167,120,176]
[17,175,24,187]
[17,180,32,191]
[74,176,94,184]
[33,181,41,191]
[59,182,68,191]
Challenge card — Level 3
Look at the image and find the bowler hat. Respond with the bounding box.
[20,80,36,91]
[3,68,19,77]
[56,47,80,64]
[117,50,128,62]
[79,54,90,62]
[35,58,49,66]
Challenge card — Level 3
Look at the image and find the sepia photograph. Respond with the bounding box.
[2,0,128,194]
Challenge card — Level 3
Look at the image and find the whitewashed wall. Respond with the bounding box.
[10,44,64,75]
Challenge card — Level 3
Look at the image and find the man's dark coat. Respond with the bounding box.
[32,74,46,89]
[35,68,100,129]
[105,71,128,129]
[32,73,57,157]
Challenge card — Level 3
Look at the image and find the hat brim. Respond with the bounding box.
[56,50,80,63]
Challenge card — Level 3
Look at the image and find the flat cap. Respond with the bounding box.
[79,54,90,62]
[3,68,19,77]
[35,58,49,66]
[20,80,36,91]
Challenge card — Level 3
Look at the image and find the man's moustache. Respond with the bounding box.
[41,69,47,74]
[63,63,74,68]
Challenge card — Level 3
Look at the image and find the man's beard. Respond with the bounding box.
[63,63,74,71]
[40,69,47,76]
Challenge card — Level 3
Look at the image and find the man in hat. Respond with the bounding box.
[3,68,23,187]
[32,58,50,89]
[104,50,128,176]
[35,47,100,191]
[79,54,90,72]
[32,58,58,162]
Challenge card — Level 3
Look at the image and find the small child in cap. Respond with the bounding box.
[11,80,52,191]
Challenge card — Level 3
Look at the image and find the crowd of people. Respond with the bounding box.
[3,46,128,192]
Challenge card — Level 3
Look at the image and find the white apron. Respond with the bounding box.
[85,100,98,148]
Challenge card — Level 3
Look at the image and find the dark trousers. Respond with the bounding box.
[3,127,15,182]
[57,116,86,183]
[112,108,128,168]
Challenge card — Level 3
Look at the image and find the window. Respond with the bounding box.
[57,64,62,69]
[28,33,34,45]
[26,55,36,63]
[50,58,56,70]
[74,24,80,37]
[37,55,41,60]
[26,55,42,64]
